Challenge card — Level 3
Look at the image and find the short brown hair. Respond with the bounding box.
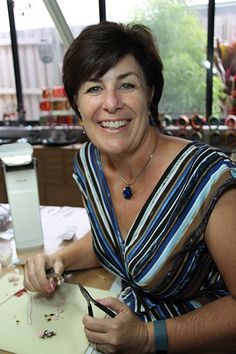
[62,21,164,124]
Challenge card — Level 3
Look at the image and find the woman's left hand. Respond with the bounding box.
[82,297,151,354]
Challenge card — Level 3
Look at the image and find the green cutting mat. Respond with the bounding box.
[0,273,115,354]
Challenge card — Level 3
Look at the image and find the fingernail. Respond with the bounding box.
[49,279,56,291]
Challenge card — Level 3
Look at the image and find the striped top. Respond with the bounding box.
[73,141,236,322]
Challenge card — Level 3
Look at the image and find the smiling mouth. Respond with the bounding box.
[99,120,130,129]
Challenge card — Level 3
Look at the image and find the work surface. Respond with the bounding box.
[0,273,115,354]
[0,205,116,354]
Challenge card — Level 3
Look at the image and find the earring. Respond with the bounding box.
[149,111,156,126]
[79,120,86,134]
[82,125,86,135]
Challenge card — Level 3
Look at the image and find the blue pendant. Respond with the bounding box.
[123,185,133,199]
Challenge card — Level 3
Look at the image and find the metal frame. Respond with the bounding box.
[42,0,74,49]
[206,0,215,118]
[6,0,25,123]
[99,0,106,21]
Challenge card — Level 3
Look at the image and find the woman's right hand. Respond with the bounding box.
[23,253,64,293]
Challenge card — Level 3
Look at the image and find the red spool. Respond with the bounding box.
[39,101,51,111]
[52,86,66,98]
[190,114,206,130]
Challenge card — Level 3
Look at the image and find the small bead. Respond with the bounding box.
[123,186,133,199]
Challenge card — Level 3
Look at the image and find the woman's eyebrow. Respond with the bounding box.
[88,71,139,82]
[118,71,140,80]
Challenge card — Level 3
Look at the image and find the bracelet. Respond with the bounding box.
[154,320,168,353]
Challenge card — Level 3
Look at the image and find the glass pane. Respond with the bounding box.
[57,0,99,37]
[214,0,236,118]
[0,0,99,122]
[106,0,208,120]
[0,0,16,122]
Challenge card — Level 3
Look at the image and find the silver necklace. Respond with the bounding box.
[119,139,157,200]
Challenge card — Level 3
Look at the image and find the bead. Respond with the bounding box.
[39,329,57,339]
[123,186,133,199]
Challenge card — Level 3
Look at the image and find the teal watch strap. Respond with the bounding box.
[154,320,168,353]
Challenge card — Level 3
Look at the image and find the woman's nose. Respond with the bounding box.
[102,89,122,113]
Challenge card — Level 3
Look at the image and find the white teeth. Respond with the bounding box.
[100,120,129,128]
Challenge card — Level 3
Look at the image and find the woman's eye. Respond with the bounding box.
[87,86,102,94]
[120,83,135,91]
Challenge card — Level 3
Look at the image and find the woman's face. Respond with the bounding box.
[76,54,154,156]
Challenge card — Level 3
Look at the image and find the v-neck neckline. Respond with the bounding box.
[94,141,199,247]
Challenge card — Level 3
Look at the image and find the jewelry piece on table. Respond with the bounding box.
[0,288,26,306]
[57,274,65,286]
[39,329,57,339]
[41,294,65,322]
[44,308,64,322]
[27,291,33,325]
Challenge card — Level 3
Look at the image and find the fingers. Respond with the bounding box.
[23,253,58,293]
[97,296,130,314]
[83,315,111,334]
[53,259,64,275]
[82,297,131,340]
[82,299,147,353]
[83,317,113,348]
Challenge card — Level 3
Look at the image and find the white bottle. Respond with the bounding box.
[0,143,43,250]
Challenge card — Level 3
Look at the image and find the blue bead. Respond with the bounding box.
[123,186,133,199]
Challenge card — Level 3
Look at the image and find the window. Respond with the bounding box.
[0,0,99,121]
[107,0,208,119]
[1,0,235,122]
[214,1,236,117]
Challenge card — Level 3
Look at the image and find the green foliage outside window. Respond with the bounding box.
[131,0,224,117]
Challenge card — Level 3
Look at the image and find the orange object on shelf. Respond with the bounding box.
[55,115,73,125]
[39,100,51,111]
[52,100,67,111]
[190,114,206,130]
[52,86,66,97]
[42,88,52,99]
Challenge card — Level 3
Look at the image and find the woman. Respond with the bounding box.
[24,22,236,353]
